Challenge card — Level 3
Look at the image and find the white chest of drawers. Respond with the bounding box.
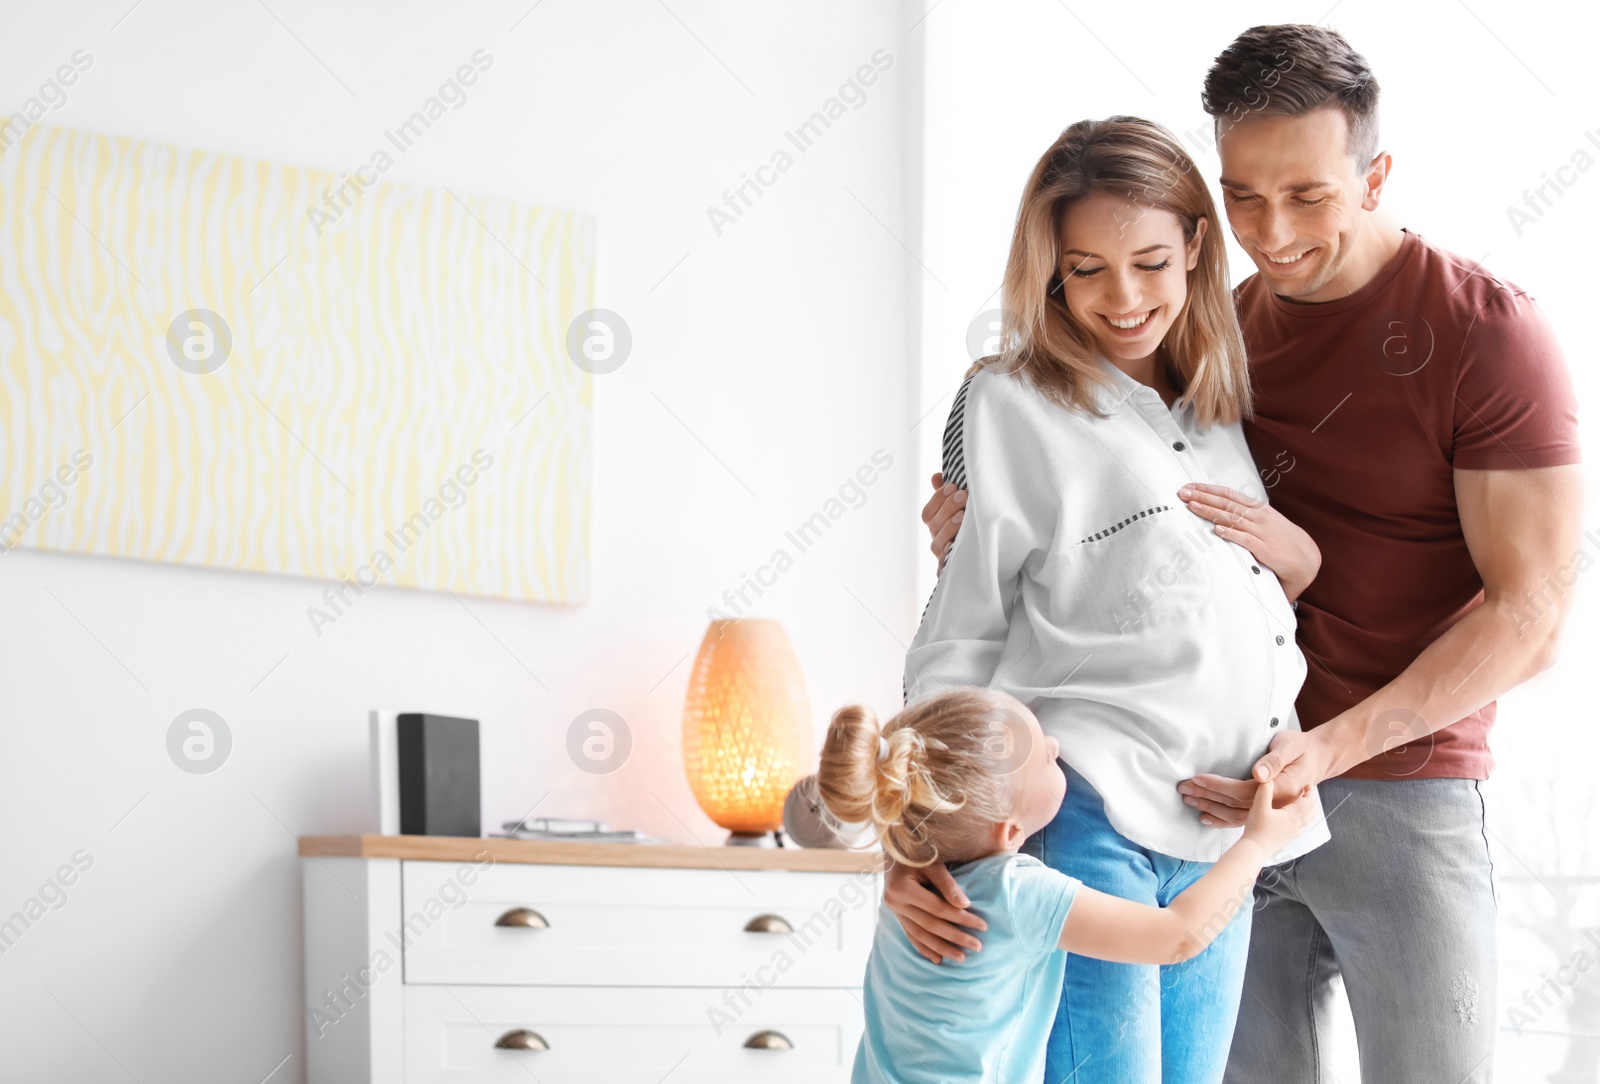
[299,835,882,1083]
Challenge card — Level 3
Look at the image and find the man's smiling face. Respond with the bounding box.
[1216,106,1385,303]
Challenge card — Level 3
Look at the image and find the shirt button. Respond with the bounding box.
[1276,635,1286,645]
[1270,717,1280,728]
[1172,441,1186,451]
[1251,565,1261,574]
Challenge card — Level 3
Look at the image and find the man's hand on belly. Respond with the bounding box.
[1178,728,1337,827]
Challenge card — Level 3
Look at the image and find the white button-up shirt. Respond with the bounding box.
[906,357,1329,863]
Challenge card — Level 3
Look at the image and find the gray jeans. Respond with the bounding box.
[1224,777,1498,1083]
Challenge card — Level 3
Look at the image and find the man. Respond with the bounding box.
[896,23,1582,1082]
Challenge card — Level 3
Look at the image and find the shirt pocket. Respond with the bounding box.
[1048,503,1218,636]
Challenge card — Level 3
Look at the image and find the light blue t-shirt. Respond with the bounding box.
[851,852,1081,1083]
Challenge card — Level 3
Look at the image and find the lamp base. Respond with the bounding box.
[725,830,781,848]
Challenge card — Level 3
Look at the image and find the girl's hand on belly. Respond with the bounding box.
[1177,773,1257,827]
[1177,482,1321,601]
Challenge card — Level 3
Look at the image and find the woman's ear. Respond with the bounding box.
[1186,216,1209,272]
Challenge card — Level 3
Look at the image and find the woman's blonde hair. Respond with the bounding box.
[816,688,1034,868]
[977,115,1251,427]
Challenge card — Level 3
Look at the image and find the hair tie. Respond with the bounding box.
[876,735,890,763]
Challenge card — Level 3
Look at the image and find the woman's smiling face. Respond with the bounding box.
[1057,190,1205,367]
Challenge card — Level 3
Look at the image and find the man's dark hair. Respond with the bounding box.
[1202,25,1381,165]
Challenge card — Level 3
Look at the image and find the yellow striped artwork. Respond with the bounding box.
[0,122,593,603]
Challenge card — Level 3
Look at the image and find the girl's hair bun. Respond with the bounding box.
[815,689,1034,867]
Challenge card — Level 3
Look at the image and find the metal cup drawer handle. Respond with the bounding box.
[494,907,550,929]
[744,1030,794,1050]
[742,913,793,934]
[495,1029,550,1051]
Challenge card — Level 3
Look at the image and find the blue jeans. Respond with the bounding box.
[1223,777,1498,1083]
[1020,763,1253,1084]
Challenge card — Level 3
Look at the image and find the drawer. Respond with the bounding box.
[403,984,863,1083]
[400,859,879,988]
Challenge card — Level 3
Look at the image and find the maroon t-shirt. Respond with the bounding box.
[1238,228,1581,780]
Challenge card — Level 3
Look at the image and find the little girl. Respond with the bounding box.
[818,687,1314,1084]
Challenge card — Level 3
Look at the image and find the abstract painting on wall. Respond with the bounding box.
[0,122,593,604]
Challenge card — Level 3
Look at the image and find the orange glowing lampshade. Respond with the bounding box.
[682,619,813,846]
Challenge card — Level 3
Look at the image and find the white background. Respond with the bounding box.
[0,1,1595,1080]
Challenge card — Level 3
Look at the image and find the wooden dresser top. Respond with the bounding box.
[298,834,885,874]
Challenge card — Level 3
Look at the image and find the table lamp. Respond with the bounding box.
[682,618,812,846]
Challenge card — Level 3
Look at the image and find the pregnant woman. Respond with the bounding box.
[887,116,1328,1082]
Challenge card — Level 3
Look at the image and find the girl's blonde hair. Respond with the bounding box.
[977,115,1251,427]
[816,688,1033,868]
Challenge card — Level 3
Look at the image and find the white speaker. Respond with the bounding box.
[369,709,400,835]
[782,773,873,849]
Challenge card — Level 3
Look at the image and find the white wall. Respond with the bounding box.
[0,2,921,1080]
[911,2,1600,1077]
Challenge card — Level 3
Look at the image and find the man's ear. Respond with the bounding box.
[1360,152,1393,212]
